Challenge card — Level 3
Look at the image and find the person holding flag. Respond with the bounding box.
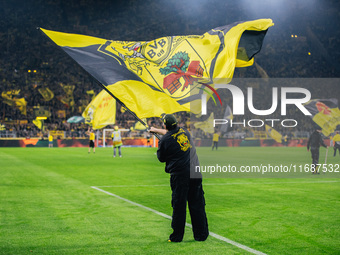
[307,127,328,174]
[111,126,123,157]
[149,114,209,243]
[39,19,274,242]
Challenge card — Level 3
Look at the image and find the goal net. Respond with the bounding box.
[102,129,127,147]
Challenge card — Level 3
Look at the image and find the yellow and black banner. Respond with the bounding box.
[1,90,27,115]
[41,19,273,118]
[304,99,340,136]
[59,83,75,109]
[38,87,54,101]
[1,90,20,107]
[33,118,43,130]
[265,124,282,143]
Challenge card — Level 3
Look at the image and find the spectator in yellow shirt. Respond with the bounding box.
[86,128,96,154]
[212,131,220,151]
[48,134,53,148]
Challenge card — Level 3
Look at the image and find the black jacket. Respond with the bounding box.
[157,127,200,176]
[307,131,327,150]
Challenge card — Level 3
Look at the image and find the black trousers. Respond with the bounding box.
[212,141,218,150]
[311,147,319,169]
[169,174,209,242]
[334,144,340,156]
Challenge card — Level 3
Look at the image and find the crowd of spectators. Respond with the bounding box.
[1,0,339,139]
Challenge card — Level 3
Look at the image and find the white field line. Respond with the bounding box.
[96,180,339,188]
[91,186,267,255]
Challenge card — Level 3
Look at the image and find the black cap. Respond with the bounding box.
[312,123,321,131]
[162,114,177,130]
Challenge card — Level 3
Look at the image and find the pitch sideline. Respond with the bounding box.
[91,186,267,255]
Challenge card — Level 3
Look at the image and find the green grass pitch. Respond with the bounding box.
[0,146,339,254]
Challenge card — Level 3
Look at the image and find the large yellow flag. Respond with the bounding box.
[82,89,116,130]
[265,124,282,143]
[304,99,340,136]
[41,19,273,117]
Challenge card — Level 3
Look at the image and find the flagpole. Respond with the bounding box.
[322,146,329,174]
[95,82,161,140]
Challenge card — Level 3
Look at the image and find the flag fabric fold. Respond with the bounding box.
[41,19,273,118]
